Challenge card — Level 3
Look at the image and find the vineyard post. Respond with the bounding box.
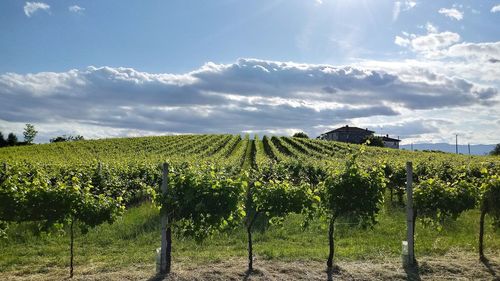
[160,163,171,274]
[405,162,415,266]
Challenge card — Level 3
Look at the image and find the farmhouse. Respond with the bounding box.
[318,125,401,149]
[381,135,401,149]
[318,125,374,144]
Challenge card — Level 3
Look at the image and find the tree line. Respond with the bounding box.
[0,124,37,147]
[0,123,84,148]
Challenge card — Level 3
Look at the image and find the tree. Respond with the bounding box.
[490,144,500,156]
[362,136,385,147]
[6,133,18,146]
[71,135,84,141]
[0,132,6,147]
[292,132,309,139]
[50,135,85,143]
[50,136,69,143]
[23,124,37,144]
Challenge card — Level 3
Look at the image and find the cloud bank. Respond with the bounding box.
[0,58,498,143]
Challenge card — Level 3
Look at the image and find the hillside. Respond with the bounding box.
[0,134,499,280]
[0,134,495,167]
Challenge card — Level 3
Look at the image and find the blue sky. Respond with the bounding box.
[1,0,500,144]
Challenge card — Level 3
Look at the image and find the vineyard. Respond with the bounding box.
[0,134,499,280]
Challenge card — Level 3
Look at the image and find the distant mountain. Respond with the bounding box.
[400,143,495,156]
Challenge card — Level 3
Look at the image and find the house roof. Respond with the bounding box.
[382,136,401,142]
[324,125,374,134]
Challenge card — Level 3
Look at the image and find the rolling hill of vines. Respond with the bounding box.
[0,134,495,167]
[0,134,499,277]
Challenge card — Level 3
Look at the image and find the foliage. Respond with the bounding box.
[478,169,500,259]
[242,173,318,270]
[0,164,124,228]
[292,132,309,139]
[414,177,477,226]
[157,164,244,240]
[0,132,6,148]
[250,179,316,222]
[50,135,85,143]
[321,153,385,225]
[383,163,406,204]
[319,148,385,267]
[361,136,385,147]
[6,133,18,146]
[0,163,125,276]
[490,144,500,156]
[480,172,500,228]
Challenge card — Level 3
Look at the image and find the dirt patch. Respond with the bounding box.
[1,252,498,281]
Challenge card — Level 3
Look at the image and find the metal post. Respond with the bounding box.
[160,163,169,274]
[455,134,458,154]
[406,162,415,266]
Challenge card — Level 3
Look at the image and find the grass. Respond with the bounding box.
[1,202,499,276]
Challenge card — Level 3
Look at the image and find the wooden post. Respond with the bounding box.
[160,163,169,274]
[406,162,415,266]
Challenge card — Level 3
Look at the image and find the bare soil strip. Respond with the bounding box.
[1,252,498,281]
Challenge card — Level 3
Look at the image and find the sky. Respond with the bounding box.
[0,0,499,145]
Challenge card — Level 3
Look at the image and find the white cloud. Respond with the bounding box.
[425,22,438,34]
[23,2,50,17]
[411,31,460,52]
[68,5,85,13]
[445,41,500,62]
[394,36,410,47]
[396,30,500,68]
[395,31,461,58]
[438,8,464,20]
[491,5,500,13]
[392,0,417,21]
[314,0,323,6]
[0,59,497,142]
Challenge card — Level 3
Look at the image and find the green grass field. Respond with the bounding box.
[1,201,499,276]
